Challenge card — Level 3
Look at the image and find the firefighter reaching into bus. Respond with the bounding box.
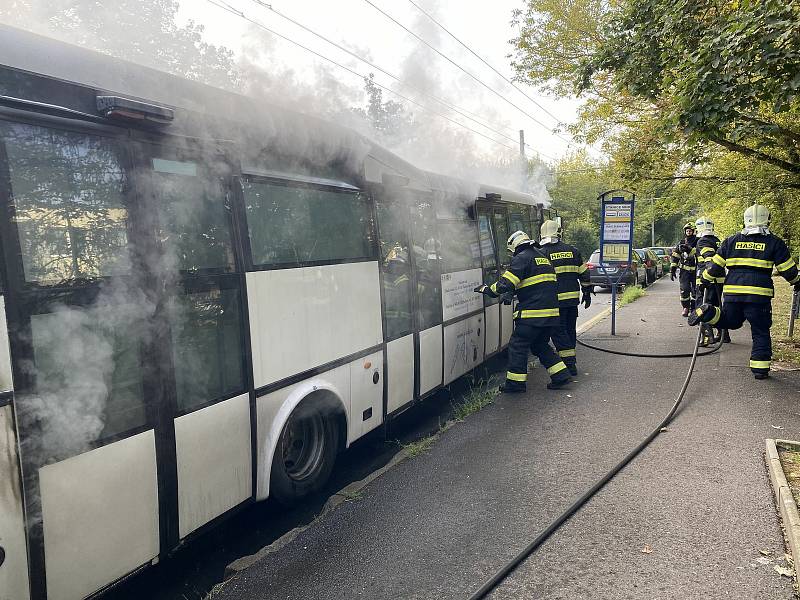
[670,221,698,317]
[690,204,800,379]
[538,219,593,376]
[474,230,571,392]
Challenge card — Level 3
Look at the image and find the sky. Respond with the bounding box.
[177,0,590,163]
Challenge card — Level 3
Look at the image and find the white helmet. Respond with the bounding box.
[695,216,714,235]
[506,230,531,254]
[743,204,770,229]
[540,219,561,240]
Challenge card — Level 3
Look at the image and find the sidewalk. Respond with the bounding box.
[213,278,800,600]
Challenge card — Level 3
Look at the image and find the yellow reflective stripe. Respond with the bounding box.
[726,258,774,269]
[790,274,800,285]
[680,264,694,271]
[700,247,715,255]
[490,282,498,293]
[557,291,581,301]
[689,247,696,256]
[708,306,721,325]
[749,360,771,369]
[518,273,557,288]
[554,265,581,274]
[578,264,588,273]
[777,258,797,272]
[506,371,527,382]
[548,361,567,375]
[558,349,576,358]
[701,269,715,282]
[501,271,520,287]
[723,284,773,296]
[711,254,726,267]
[696,257,708,263]
[514,308,560,318]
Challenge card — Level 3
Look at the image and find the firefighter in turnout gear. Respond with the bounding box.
[694,216,730,345]
[690,204,800,379]
[671,222,699,316]
[538,219,593,376]
[474,230,570,392]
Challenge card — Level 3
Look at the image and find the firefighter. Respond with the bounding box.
[474,230,570,392]
[670,222,699,316]
[690,204,800,379]
[694,216,730,345]
[538,219,593,376]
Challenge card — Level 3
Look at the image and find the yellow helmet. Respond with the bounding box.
[694,216,714,234]
[540,219,561,240]
[506,230,531,253]
[743,204,770,229]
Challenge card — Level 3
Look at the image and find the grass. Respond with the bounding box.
[618,284,646,307]
[339,489,364,503]
[400,378,499,458]
[771,277,800,368]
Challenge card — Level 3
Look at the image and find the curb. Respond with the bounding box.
[576,307,612,335]
[765,438,800,575]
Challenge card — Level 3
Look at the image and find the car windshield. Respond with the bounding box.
[651,248,665,255]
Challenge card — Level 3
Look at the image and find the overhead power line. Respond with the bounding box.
[405,0,565,127]
[360,0,572,145]
[206,0,550,156]
[246,0,544,153]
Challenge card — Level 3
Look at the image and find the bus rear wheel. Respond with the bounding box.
[270,399,340,504]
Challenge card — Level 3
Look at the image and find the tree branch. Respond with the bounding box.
[707,135,800,175]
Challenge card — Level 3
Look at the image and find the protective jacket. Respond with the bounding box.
[671,235,698,274]
[539,239,591,307]
[703,232,799,303]
[484,243,560,327]
[695,234,724,285]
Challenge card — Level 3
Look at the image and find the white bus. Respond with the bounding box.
[0,25,552,600]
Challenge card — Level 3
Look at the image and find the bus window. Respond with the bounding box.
[478,214,497,271]
[376,200,413,341]
[0,122,130,284]
[492,209,509,267]
[409,194,441,330]
[243,179,374,267]
[437,220,481,273]
[151,157,235,272]
[170,285,245,412]
[509,207,532,239]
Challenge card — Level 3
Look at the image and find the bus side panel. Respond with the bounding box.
[246,262,383,390]
[39,431,159,600]
[348,351,383,439]
[443,314,484,385]
[500,303,514,347]
[418,325,443,395]
[386,334,414,413]
[0,405,30,600]
[484,304,500,356]
[174,393,251,539]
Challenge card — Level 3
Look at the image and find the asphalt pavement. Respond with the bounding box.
[212,277,800,600]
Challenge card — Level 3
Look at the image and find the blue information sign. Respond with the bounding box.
[599,194,635,265]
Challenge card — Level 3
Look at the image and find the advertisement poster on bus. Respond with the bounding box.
[441,269,483,321]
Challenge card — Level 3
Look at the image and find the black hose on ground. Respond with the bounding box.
[467,326,709,599]
[576,333,724,358]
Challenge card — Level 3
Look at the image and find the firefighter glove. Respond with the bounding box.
[582,289,592,309]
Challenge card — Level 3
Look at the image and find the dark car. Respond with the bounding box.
[635,248,661,284]
[586,250,647,289]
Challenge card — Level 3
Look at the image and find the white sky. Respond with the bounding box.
[178,0,592,163]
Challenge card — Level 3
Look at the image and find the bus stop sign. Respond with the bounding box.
[600,193,635,264]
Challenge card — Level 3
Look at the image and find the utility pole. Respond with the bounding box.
[651,196,655,247]
[519,129,527,192]
[519,129,525,157]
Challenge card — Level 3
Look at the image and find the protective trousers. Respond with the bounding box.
[679,270,696,310]
[504,321,569,391]
[550,306,579,367]
[706,302,772,375]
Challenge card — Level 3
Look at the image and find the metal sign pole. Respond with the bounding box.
[789,285,799,337]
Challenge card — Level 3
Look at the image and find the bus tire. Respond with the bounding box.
[269,397,341,505]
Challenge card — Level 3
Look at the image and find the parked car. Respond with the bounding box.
[636,248,661,284]
[646,246,672,273]
[586,249,647,289]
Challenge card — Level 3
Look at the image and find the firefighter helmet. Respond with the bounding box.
[683,221,695,232]
[743,204,770,229]
[695,216,714,235]
[506,230,531,254]
[540,219,561,240]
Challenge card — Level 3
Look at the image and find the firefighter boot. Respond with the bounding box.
[682,307,690,318]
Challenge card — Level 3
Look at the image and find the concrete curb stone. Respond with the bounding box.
[765,438,800,578]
